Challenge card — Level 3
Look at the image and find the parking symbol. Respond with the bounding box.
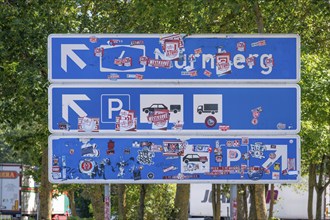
[101,94,130,123]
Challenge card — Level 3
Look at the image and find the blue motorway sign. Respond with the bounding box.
[48,84,300,134]
[49,135,300,183]
[48,34,300,83]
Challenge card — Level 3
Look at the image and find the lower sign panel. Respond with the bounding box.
[49,135,300,184]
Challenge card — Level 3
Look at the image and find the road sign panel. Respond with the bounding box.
[49,135,300,184]
[48,84,300,134]
[48,34,300,83]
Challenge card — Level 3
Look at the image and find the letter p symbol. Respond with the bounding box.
[108,98,123,119]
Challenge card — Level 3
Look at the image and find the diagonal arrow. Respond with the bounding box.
[62,94,90,122]
[61,44,89,72]
[262,144,288,171]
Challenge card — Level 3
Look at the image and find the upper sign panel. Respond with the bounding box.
[48,34,300,83]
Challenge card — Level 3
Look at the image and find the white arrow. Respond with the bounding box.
[61,44,89,72]
[62,94,90,122]
[262,144,288,171]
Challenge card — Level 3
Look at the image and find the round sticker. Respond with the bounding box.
[252,118,258,125]
[147,172,154,179]
[205,116,217,128]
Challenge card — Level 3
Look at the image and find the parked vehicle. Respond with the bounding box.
[189,180,330,220]
[197,104,218,114]
[0,163,70,220]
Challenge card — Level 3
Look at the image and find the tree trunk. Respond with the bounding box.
[268,184,275,219]
[255,184,267,220]
[316,187,324,220]
[253,0,264,33]
[39,147,52,220]
[248,185,256,220]
[212,184,221,220]
[67,190,77,216]
[118,184,127,220]
[171,184,190,220]
[84,185,104,220]
[138,184,148,220]
[308,164,316,220]
[237,184,248,220]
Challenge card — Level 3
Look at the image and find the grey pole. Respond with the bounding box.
[104,184,111,220]
[230,184,237,220]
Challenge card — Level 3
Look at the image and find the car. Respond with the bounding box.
[182,154,208,164]
[142,104,168,113]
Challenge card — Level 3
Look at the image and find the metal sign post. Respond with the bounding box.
[104,184,111,220]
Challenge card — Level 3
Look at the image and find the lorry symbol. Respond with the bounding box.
[143,103,181,114]
[197,104,218,114]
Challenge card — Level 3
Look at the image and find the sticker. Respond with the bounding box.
[78,117,99,132]
[248,166,264,180]
[94,47,104,57]
[115,109,137,131]
[163,140,186,156]
[189,70,198,77]
[79,159,96,176]
[236,42,246,52]
[216,50,231,75]
[193,144,210,152]
[265,56,274,68]
[272,172,280,180]
[131,40,144,46]
[147,172,154,179]
[228,150,238,159]
[172,120,184,130]
[107,140,115,155]
[274,163,281,170]
[277,123,286,130]
[203,70,212,77]
[288,158,296,170]
[219,125,230,131]
[249,142,265,159]
[107,39,123,46]
[107,74,120,80]
[251,40,266,47]
[147,109,170,130]
[242,153,250,160]
[164,40,180,60]
[159,34,184,51]
[184,163,199,172]
[81,142,100,157]
[194,48,202,57]
[58,122,70,131]
[163,165,177,173]
[233,140,240,147]
[135,74,143,80]
[242,137,249,145]
[148,59,172,68]
[69,149,74,155]
[139,56,149,65]
[252,118,258,125]
[124,148,130,154]
[269,153,276,159]
[137,148,155,165]
[246,55,256,68]
[205,115,217,128]
[89,36,97,43]
[215,155,222,162]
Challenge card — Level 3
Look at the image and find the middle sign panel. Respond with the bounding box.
[49,84,300,135]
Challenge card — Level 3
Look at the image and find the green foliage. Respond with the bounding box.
[0,0,329,218]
